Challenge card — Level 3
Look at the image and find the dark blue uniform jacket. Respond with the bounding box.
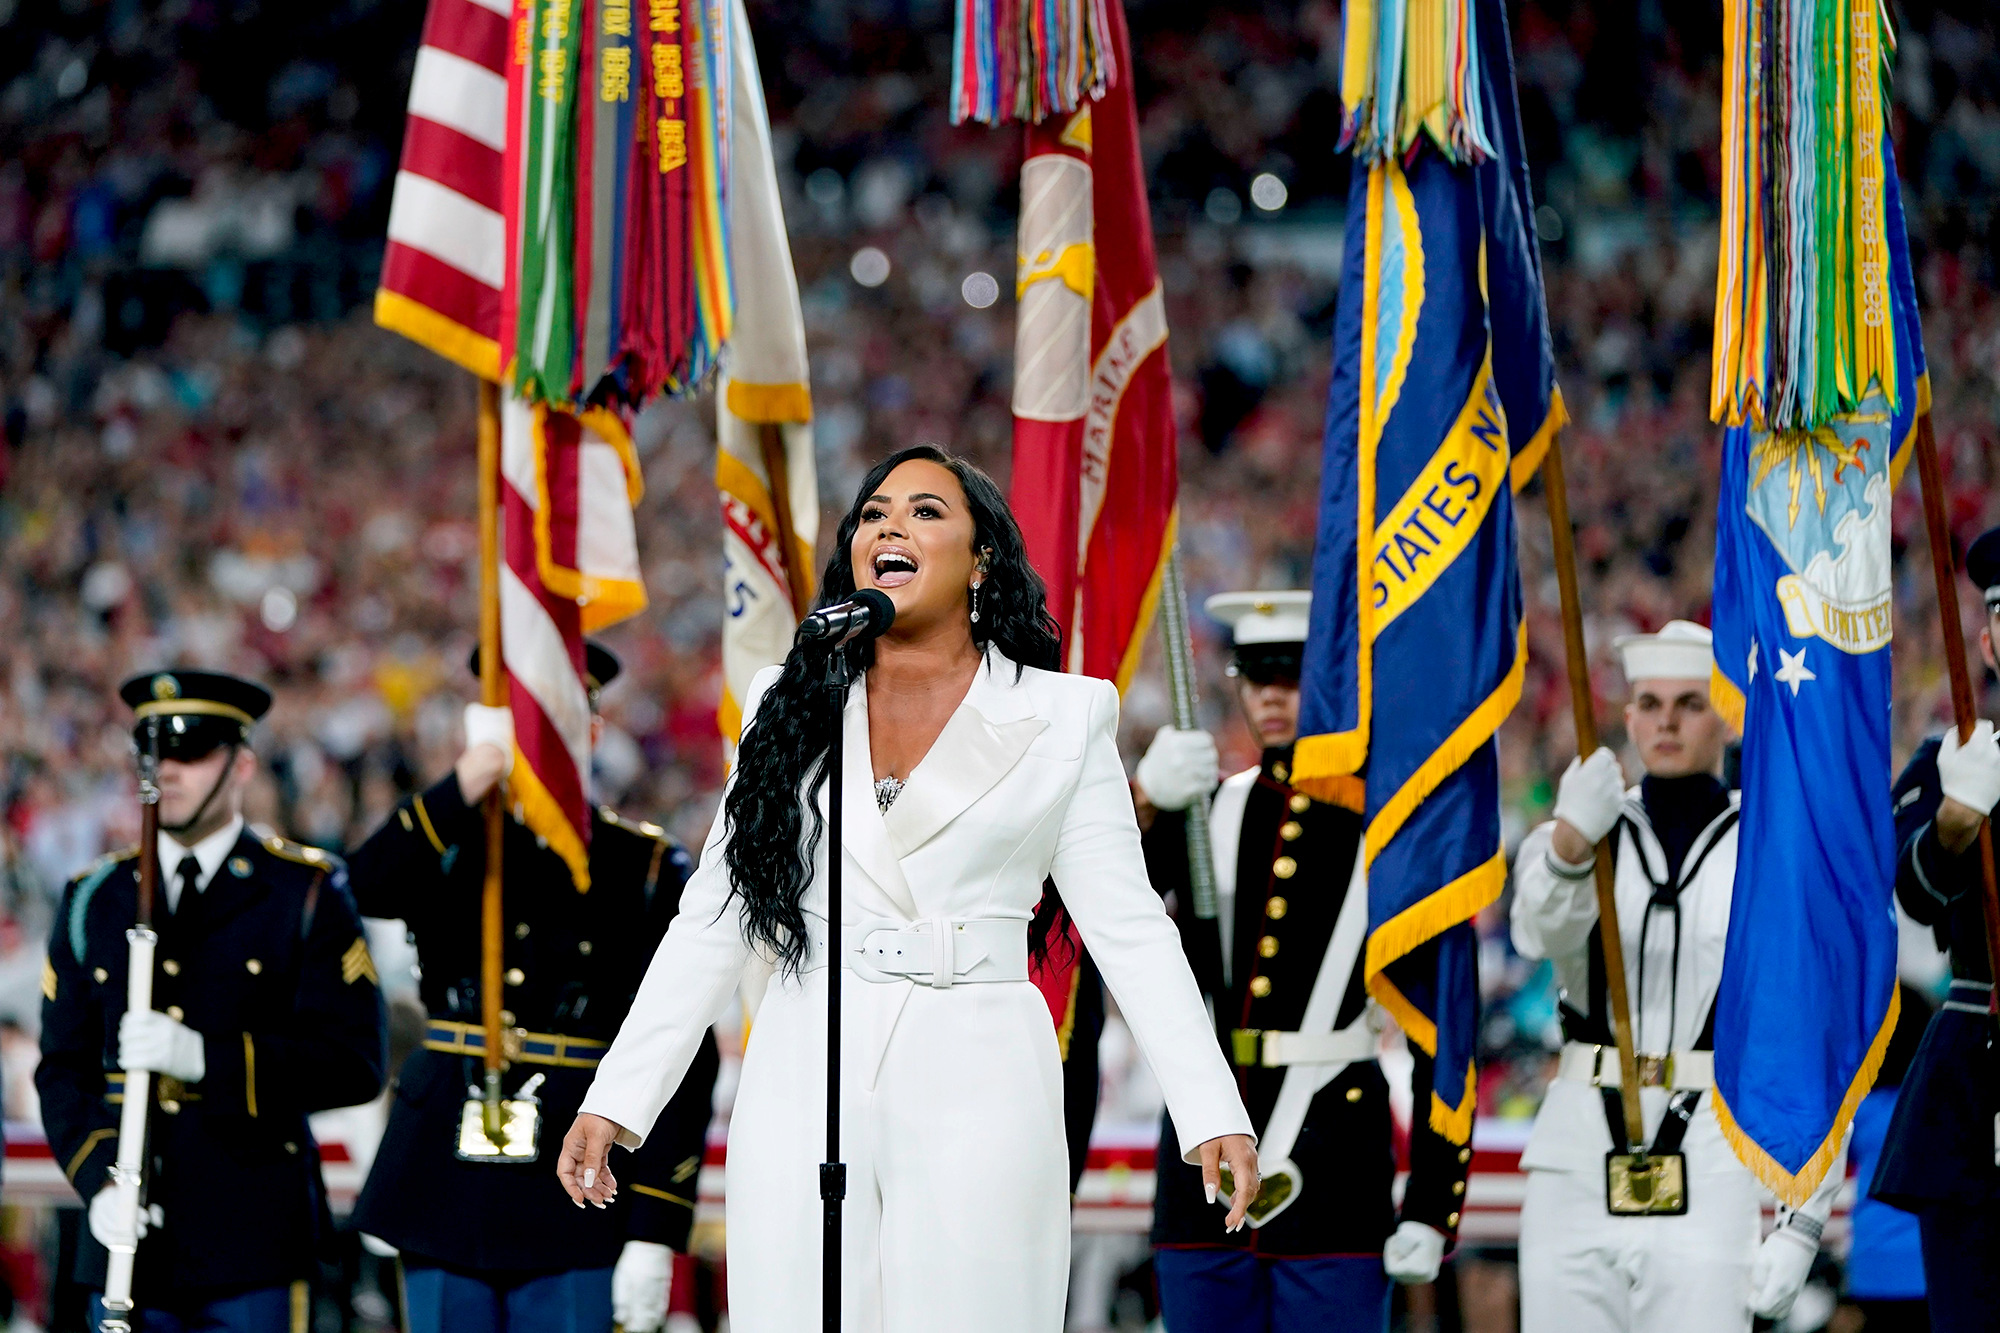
[1143,749,1471,1257]
[37,830,388,1304]
[345,774,719,1273]
[1870,736,1999,1211]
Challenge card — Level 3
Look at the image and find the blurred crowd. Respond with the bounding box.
[0,0,1995,1321]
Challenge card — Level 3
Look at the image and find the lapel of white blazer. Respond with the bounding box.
[881,651,1049,860]
[840,679,920,919]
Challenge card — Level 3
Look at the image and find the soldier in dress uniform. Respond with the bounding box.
[345,643,719,1333]
[1132,591,1468,1331]
[38,670,388,1333]
[1512,622,1834,1331]
[1869,525,2000,1333]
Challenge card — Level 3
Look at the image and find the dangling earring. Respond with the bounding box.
[970,579,983,624]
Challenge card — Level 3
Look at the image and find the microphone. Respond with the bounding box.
[796,588,896,649]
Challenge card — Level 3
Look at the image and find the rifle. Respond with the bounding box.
[99,717,162,1333]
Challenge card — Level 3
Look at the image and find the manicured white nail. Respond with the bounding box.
[1205,1184,1218,1205]
[583,1168,597,1190]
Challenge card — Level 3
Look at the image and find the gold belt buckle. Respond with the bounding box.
[1635,1053,1671,1088]
[1231,1029,1262,1067]
[1606,1150,1688,1215]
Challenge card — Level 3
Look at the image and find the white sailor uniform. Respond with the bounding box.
[1511,782,1771,1333]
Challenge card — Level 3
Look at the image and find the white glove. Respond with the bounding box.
[463,704,516,775]
[1135,728,1220,812]
[1552,747,1625,845]
[1937,720,2000,816]
[1748,1225,1818,1320]
[88,1187,163,1250]
[612,1240,675,1333]
[1382,1220,1446,1285]
[118,1009,206,1083]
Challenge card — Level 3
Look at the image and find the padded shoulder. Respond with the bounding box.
[598,806,671,844]
[249,825,343,877]
[66,848,138,962]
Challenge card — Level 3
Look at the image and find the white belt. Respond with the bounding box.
[1557,1042,1713,1091]
[840,917,1029,988]
[1231,1024,1379,1068]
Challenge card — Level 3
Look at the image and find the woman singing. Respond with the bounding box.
[558,446,1257,1330]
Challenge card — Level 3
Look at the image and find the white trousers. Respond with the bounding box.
[1517,1164,1761,1333]
[721,972,1072,1332]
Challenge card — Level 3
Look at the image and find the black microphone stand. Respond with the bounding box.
[820,644,850,1333]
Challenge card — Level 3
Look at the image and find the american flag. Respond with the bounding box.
[378,0,646,885]
[376,0,510,381]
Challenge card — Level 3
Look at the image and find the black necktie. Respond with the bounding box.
[176,855,201,916]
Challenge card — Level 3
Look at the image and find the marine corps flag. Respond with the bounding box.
[1707,12,1925,1201]
[1296,0,1562,1142]
[1004,0,1175,689]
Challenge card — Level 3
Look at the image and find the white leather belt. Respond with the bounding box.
[1231,1024,1379,1068]
[1558,1041,1713,1090]
[840,917,1029,988]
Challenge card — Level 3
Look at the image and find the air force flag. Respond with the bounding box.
[1708,144,1928,1205]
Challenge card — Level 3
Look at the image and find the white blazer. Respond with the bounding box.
[581,650,1251,1332]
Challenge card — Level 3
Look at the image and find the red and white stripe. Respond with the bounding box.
[377,0,511,377]
[498,398,646,888]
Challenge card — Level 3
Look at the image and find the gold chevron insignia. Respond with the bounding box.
[341,937,378,986]
[42,957,56,1001]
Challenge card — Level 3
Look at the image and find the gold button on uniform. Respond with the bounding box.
[166,1006,184,1021]
[93,968,108,983]
[1272,856,1297,879]
[1249,976,1272,997]
[1458,1148,1472,1164]
[1345,1086,1363,1103]
[515,922,531,939]
[500,1009,516,1026]
[1258,936,1279,958]
[162,959,180,976]
[245,959,262,975]
[1266,897,1288,919]
[505,968,525,986]
[1452,1180,1466,1196]
[1280,821,1303,841]
[1446,1212,1460,1228]
[1289,793,1310,813]
[578,941,593,956]
[1272,762,1289,782]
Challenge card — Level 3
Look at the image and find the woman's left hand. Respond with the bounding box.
[1198,1134,1260,1231]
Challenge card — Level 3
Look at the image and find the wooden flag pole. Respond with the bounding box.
[477,380,508,1138]
[1909,415,2000,993]
[1542,438,1649,1159]
[757,423,813,619]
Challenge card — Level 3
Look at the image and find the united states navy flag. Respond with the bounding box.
[1707,139,1927,1205]
[1296,0,1563,1142]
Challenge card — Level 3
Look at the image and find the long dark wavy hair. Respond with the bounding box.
[723,445,1068,975]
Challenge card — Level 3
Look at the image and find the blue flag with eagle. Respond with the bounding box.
[1295,0,1563,1143]
[1707,135,1928,1206]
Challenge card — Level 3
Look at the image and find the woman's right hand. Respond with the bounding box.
[557,1112,625,1209]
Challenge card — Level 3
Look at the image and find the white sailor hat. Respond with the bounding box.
[1612,619,1714,684]
[1205,591,1311,681]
